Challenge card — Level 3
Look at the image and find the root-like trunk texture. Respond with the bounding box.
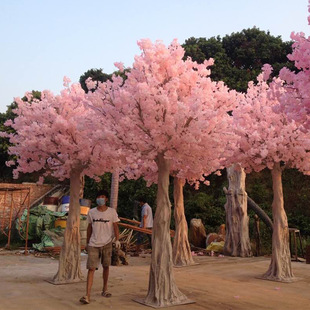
[262,163,294,282]
[110,169,119,210]
[52,168,83,284]
[79,175,85,199]
[172,177,195,267]
[144,154,188,307]
[224,165,252,257]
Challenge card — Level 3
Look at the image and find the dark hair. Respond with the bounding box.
[138,196,147,204]
[96,190,109,199]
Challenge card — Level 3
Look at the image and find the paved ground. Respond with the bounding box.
[0,251,309,310]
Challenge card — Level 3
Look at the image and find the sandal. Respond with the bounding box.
[101,291,112,298]
[79,296,90,304]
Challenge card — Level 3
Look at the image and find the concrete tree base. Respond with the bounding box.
[133,297,195,308]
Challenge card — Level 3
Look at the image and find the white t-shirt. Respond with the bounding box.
[87,207,120,247]
[139,203,153,228]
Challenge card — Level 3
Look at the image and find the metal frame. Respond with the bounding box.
[0,187,31,254]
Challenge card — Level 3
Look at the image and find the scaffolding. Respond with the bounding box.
[0,187,31,253]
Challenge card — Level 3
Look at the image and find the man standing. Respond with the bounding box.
[136,197,153,254]
[80,190,120,304]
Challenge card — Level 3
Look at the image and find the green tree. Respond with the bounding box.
[183,27,294,92]
[79,68,112,93]
[0,103,16,181]
[0,91,41,182]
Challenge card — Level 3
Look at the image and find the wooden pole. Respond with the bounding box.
[254,214,261,256]
[1,190,8,234]
[117,221,175,237]
[6,192,14,249]
[24,188,31,255]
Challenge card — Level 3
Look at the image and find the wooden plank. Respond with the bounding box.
[119,217,140,225]
[117,222,175,237]
[117,222,152,235]
[44,246,86,253]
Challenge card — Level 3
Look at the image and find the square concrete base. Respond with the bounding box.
[133,297,195,308]
[173,262,199,268]
[45,278,85,285]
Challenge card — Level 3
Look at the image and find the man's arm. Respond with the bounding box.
[86,223,92,245]
[113,222,119,241]
[142,214,148,229]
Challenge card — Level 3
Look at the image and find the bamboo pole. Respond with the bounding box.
[24,188,31,255]
[6,193,14,249]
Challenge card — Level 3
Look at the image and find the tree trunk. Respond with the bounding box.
[262,162,294,282]
[110,169,119,210]
[223,164,252,257]
[144,153,188,307]
[172,177,195,267]
[79,175,85,199]
[52,168,83,284]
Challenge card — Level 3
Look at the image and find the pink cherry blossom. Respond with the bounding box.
[279,1,310,130]
[231,70,310,174]
[89,39,239,184]
[5,79,119,181]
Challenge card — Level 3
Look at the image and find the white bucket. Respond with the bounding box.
[60,203,70,212]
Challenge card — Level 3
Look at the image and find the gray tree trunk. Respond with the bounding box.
[110,169,119,210]
[144,153,188,307]
[172,177,195,267]
[223,164,252,257]
[262,162,294,282]
[53,168,83,284]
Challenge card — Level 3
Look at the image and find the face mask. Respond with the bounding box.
[96,198,106,206]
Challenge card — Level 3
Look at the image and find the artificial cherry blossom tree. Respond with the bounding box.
[232,66,310,282]
[3,79,118,284]
[171,112,237,268]
[279,2,310,130]
[90,39,238,306]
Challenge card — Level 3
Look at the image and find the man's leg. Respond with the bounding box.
[86,268,96,300]
[136,232,142,253]
[80,246,99,304]
[147,228,152,249]
[102,266,109,293]
[101,242,112,297]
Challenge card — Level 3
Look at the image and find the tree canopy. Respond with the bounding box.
[183,27,294,92]
[0,91,41,181]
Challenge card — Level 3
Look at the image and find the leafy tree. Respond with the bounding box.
[0,91,41,181]
[279,30,310,130]
[231,68,309,282]
[183,27,294,92]
[79,67,130,211]
[90,39,238,306]
[182,27,304,252]
[2,79,119,284]
[0,104,16,181]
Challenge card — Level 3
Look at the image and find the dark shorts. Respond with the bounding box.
[137,227,152,246]
[87,242,112,269]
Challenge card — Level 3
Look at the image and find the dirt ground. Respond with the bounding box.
[0,251,309,310]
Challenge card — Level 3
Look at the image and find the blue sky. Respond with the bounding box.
[0,0,308,113]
